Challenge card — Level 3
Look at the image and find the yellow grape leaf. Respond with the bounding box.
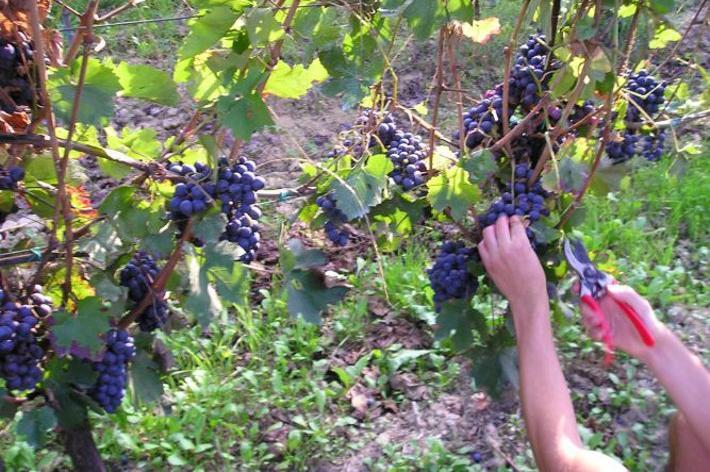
[264,59,329,99]
[460,17,501,44]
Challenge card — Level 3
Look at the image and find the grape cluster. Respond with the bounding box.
[0,36,35,112]
[215,157,265,263]
[625,70,665,122]
[90,329,135,413]
[479,163,549,247]
[606,132,639,164]
[640,131,667,162]
[119,252,168,332]
[0,166,24,190]
[375,114,397,147]
[0,289,46,392]
[316,193,350,246]
[569,100,596,126]
[455,90,505,149]
[427,241,479,311]
[510,33,552,109]
[386,131,428,190]
[167,161,214,219]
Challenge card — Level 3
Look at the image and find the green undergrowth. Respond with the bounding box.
[3,150,708,470]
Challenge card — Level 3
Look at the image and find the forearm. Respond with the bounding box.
[642,326,710,450]
[513,303,582,471]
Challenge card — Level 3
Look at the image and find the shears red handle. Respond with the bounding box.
[609,295,656,347]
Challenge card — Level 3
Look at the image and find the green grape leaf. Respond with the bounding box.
[16,406,57,448]
[204,242,250,305]
[77,222,125,270]
[179,6,241,59]
[435,300,484,351]
[102,127,160,179]
[217,92,273,141]
[403,0,444,41]
[427,165,480,220]
[0,389,17,419]
[246,7,285,45]
[459,149,497,185]
[183,253,224,326]
[192,210,228,243]
[285,270,348,325]
[89,271,125,303]
[649,24,681,49]
[115,62,179,106]
[264,59,329,99]
[51,298,112,357]
[48,58,122,126]
[331,161,389,220]
[470,351,503,397]
[280,239,328,273]
[129,349,164,405]
[45,358,97,388]
[649,0,674,14]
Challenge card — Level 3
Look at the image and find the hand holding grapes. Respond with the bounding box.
[576,283,663,361]
[477,216,548,318]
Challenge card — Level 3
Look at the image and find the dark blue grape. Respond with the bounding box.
[386,131,428,191]
[0,166,24,190]
[427,241,479,311]
[216,157,264,263]
[624,70,665,123]
[606,132,639,164]
[119,252,169,332]
[89,329,135,413]
[0,288,49,393]
[317,193,350,247]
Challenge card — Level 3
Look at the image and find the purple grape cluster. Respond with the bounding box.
[0,289,46,392]
[215,157,265,264]
[640,131,667,161]
[0,165,24,190]
[625,70,665,122]
[479,163,549,247]
[0,35,35,112]
[167,161,214,219]
[375,114,397,147]
[386,131,428,190]
[455,89,505,149]
[316,193,350,246]
[509,32,552,109]
[606,132,639,164]
[427,241,479,311]
[90,329,135,413]
[119,252,168,332]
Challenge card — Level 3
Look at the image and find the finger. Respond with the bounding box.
[586,325,605,342]
[581,309,603,331]
[572,280,580,295]
[477,241,490,268]
[509,215,527,242]
[495,214,511,245]
[606,284,651,316]
[482,224,498,253]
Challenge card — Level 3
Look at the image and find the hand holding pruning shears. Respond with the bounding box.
[564,238,660,363]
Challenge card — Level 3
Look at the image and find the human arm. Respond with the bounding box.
[580,286,710,452]
[478,216,626,472]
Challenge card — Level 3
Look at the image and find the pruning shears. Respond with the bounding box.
[563,238,655,363]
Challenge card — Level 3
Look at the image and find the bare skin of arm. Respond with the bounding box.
[478,216,626,472]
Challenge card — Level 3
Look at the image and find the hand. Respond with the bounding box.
[577,283,664,360]
[478,216,548,318]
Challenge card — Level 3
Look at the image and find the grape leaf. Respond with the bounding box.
[204,242,250,305]
[192,210,228,243]
[77,222,125,270]
[183,253,224,326]
[427,165,480,220]
[246,8,286,45]
[51,298,112,358]
[285,270,348,325]
[649,25,681,49]
[179,6,241,59]
[217,92,273,141]
[0,389,17,419]
[331,167,388,220]
[402,0,443,41]
[649,0,674,14]
[115,62,179,106]
[459,150,497,185]
[49,58,122,126]
[264,59,329,99]
[16,406,57,448]
[435,300,484,351]
[460,17,501,44]
[129,349,163,405]
[281,239,328,272]
[102,128,160,179]
[470,351,504,397]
